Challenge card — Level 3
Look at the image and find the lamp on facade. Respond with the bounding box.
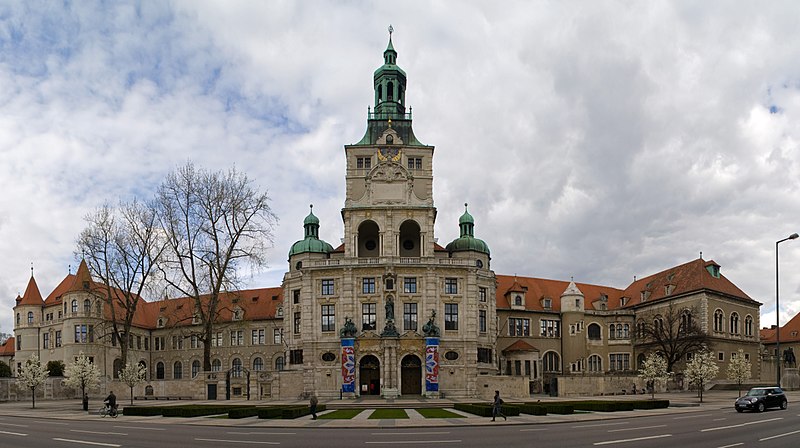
[776,232,798,387]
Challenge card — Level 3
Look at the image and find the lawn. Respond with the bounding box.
[415,408,465,418]
[318,409,365,419]
[368,409,409,419]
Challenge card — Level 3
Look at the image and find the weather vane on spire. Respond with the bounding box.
[388,25,393,37]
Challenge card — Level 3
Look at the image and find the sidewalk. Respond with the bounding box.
[1,390,794,429]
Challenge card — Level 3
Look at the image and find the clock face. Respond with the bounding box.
[377,147,401,162]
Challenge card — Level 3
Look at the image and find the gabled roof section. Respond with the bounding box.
[17,276,45,306]
[502,339,538,353]
[0,337,14,356]
[504,277,526,295]
[621,258,757,308]
[761,312,800,344]
[44,274,77,305]
[496,275,624,311]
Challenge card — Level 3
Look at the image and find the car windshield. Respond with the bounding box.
[746,389,767,397]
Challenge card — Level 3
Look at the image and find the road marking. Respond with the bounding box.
[195,439,279,445]
[0,430,28,436]
[0,422,29,427]
[52,438,122,447]
[608,425,667,433]
[364,441,461,445]
[700,417,782,432]
[673,413,712,420]
[520,428,547,432]
[594,434,672,445]
[712,418,726,421]
[574,422,629,428]
[227,432,296,435]
[70,430,128,436]
[113,426,166,431]
[37,421,69,425]
[716,443,743,448]
[759,429,800,441]
[370,432,451,435]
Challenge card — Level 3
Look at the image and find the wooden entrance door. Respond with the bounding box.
[359,355,381,395]
[400,354,422,395]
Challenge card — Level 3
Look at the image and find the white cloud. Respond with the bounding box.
[3,1,800,334]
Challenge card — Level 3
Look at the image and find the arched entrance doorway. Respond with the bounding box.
[400,354,422,395]
[359,355,381,395]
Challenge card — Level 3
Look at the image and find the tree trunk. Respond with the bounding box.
[130,386,134,406]
[31,387,36,409]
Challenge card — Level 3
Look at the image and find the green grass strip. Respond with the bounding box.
[317,409,365,419]
[416,408,465,418]
[368,409,409,419]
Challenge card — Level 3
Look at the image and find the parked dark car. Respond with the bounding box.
[735,387,788,412]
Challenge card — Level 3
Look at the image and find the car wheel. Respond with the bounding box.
[757,402,765,412]
[780,400,787,410]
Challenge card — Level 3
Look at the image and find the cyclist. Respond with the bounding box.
[104,391,117,415]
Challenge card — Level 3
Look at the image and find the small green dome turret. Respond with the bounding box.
[446,203,490,255]
[289,205,334,257]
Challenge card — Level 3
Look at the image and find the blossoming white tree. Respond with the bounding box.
[17,354,49,409]
[64,352,101,409]
[118,362,147,406]
[726,349,752,397]
[638,352,670,399]
[684,349,719,403]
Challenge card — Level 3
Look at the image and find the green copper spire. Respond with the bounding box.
[289,204,334,257]
[373,24,407,117]
[446,203,490,255]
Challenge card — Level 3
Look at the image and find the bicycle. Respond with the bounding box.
[98,404,118,418]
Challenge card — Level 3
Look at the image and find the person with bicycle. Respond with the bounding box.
[104,391,117,415]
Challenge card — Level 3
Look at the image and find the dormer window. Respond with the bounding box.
[277,307,284,318]
[543,298,552,309]
[514,295,522,306]
[665,284,675,295]
[157,318,165,328]
[233,308,242,321]
[706,264,721,278]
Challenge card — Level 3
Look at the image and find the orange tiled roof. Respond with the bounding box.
[43,274,78,305]
[496,275,625,312]
[761,312,800,344]
[17,276,44,306]
[0,337,14,356]
[502,339,538,353]
[621,258,756,308]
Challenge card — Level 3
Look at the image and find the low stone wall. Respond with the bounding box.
[557,374,656,397]
[0,377,111,402]
[474,375,527,400]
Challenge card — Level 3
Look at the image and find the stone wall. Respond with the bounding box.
[473,375,527,400]
[557,374,654,397]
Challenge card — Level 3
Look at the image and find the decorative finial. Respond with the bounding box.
[30,262,34,277]
[699,251,703,259]
[571,276,574,282]
[310,204,313,212]
[387,118,392,128]
[69,264,72,275]
[464,203,468,211]
[388,25,393,37]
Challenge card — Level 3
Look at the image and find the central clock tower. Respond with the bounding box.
[343,30,436,259]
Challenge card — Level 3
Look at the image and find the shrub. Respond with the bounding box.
[452,403,520,417]
[518,404,548,416]
[228,407,262,419]
[542,404,574,414]
[161,405,252,417]
[122,406,164,416]
[46,360,65,377]
[631,400,670,410]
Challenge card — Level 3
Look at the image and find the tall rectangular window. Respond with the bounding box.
[609,353,631,371]
[74,324,87,343]
[444,278,458,294]
[191,335,199,348]
[357,157,372,170]
[509,318,530,336]
[362,303,376,330]
[479,310,487,333]
[477,347,492,363]
[321,279,334,295]
[540,319,560,338]
[55,330,62,348]
[294,312,301,334]
[444,303,458,330]
[321,305,336,332]
[252,329,265,345]
[407,157,422,170]
[290,349,304,365]
[479,287,487,302]
[230,330,243,346]
[43,333,49,349]
[293,289,300,304]
[403,277,417,293]
[403,303,418,331]
[362,277,376,294]
[273,328,282,344]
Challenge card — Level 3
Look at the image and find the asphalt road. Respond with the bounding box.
[0,406,799,447]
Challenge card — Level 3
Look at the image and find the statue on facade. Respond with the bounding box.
[422,310,440,337]
[385,297,395,321]
[784,347,796,367]
[340,317,358,338]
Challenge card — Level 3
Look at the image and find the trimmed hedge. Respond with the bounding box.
[161,405,253,417]
[517,404,548,416]
[452,403,520,417]
[256,404,327,419]
[228,407,262,419]
[122,406,164,416]
[631,400,670,410]
[541,404,574,414]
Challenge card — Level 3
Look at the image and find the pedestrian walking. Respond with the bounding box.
[491,390,506,421]
[309,393,318,420]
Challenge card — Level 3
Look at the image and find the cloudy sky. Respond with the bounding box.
[2,1,800,335]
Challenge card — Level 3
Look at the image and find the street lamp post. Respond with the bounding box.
[776,232,798,387]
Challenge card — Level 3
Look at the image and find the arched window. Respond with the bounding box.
[587,323,601,340]
[139,361,147,380]
[745,315,754,337]
[27,311,34,324]
[714,309,724,332]
[156,362,165,379]
[192,360,201,378]
[253,357,264,371]
[84,299,91,314]
[616,324,624,339]
[357,221,380,258]
[637,353,646,370]
[232,358,242,378]
[96,301,102,316]
[588,354,602,372]
[543,351,560,373]
[71,299,78,313]
[173,361,182,379]
[730,312,740,335]
[387,81,394,101]
[680,310,693,334]
[16,313,20,325]
[275,356,285,371]
[113,358,123,379]
[622,324,630,339]
[211,359,221,372]
[609,324,616,340]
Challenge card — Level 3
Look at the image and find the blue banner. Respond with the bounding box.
[425,337,439,392]
[341,338,355,393]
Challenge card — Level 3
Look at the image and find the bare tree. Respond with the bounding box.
[78,200,166,364]
[634,302,710,373]
[155,162,277,371]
